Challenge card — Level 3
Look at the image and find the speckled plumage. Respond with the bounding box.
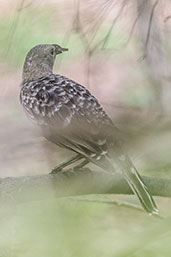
[20,74,111,127]
[20,73,118,168]
[20,44,158,214]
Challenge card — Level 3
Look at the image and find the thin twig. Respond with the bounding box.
[101,0,128,50]
[68,195,164,219]
[144,0,159,58]
[85,0,115,44]
[69,196,144,211]
[124,13,140,47]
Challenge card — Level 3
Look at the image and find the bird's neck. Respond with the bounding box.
[22,62,53,84]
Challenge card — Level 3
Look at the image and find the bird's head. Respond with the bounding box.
[22,44,68,83]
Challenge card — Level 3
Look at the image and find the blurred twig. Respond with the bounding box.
[69,195,144,211]
[143,0,159,59]
[136,0,171,112]
[72,0,129,87]
[123,13,140,47]
[101,0,128,50]
[69,196,164,218]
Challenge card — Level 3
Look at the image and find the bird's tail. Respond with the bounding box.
[117,155,158,215]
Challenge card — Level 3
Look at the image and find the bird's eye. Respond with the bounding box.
[50,48,55,55]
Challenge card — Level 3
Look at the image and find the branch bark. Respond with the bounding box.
[0,168,170,205]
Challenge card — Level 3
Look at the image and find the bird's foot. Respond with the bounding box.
[50,155,84,174]
[73,159,89,171]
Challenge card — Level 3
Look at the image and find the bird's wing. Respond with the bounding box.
[20,74,122,168]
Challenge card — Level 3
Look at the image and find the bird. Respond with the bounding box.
[20,44,158,215]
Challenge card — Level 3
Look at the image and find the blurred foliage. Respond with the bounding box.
[0,195,171,257]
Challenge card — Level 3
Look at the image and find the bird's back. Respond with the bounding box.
[20,74,112,126]
[20,74,123,167]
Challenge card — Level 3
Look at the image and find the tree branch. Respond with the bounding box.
[0,168,170,205]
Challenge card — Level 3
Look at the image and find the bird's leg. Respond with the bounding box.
[50,154,83,174]
[73,159,89,171]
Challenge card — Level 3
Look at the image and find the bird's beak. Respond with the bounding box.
[60,47,68,52]
[55,45,68,54]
